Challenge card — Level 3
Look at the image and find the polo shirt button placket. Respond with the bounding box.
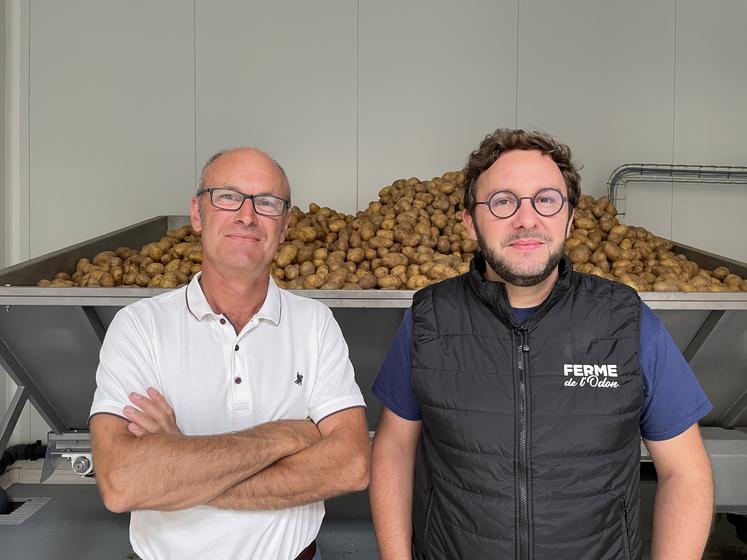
[231,340,249,409]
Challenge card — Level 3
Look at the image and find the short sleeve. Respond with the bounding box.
[89,306,159,422]
[639,303,713,441]
[307,308,366,424]
[372,310,422,421]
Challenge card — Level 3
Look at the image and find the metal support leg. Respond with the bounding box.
[0,385,29,453]
[683,310,725,363]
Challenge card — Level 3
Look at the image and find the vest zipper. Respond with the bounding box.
[619,498,632,560]
[423,485,436,546]
[517,326,530,560]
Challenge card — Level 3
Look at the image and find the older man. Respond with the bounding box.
[370,129,713,559]
[90,148,369,560]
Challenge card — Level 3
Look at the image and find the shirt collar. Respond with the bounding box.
[185,272,282,326]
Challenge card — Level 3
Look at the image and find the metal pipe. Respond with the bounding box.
[607,164,747,207]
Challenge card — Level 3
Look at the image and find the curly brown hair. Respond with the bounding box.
[463,128,581,214]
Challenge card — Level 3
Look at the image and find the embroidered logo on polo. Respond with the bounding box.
[295,372,303,386]
[563,363,620,389]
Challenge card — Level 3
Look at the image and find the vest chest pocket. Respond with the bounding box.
[619,498,632,560]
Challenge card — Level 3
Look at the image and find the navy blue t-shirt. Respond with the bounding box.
[372,303,712,441]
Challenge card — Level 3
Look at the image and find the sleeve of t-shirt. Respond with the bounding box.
[639,303,713,441]
[371,309,422,421]
[89,306,159,422]
[308,306,367,425]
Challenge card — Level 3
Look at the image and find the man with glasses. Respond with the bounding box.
[370,129,713,559]
[90,147,369,560]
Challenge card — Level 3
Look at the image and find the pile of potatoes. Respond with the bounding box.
[271,171,475,290]
[568,194,747,292]
[36,225,202,288]
[36,174,746,293]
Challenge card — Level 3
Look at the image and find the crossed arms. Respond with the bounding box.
[91,391,369,513]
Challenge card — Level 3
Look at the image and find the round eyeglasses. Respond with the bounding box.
[475,188,567,219]
[196,188,289,217]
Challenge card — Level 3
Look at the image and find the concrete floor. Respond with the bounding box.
[1,483,746,559]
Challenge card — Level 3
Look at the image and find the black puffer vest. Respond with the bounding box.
[411,254,643,560]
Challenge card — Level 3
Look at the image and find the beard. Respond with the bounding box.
[474,226,564,287]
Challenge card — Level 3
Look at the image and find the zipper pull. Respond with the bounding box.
[519,327,530,352]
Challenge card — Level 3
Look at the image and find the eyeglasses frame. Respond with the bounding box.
[474,187,567,219]
[195,187,290,217]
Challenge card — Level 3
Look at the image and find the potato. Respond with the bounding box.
[677,282,698,293]
[276,245,298,267]
[165,258,182,272]
[294,226,318,243]
[713,266,731,280]
[141,242,164,261]
[173,242,192,258]
[186,246,203,263]
[723,273,742,286]
[303,274,325,289]
[686,275,709,289]
[569,245,592,265]
[369,236,393,249]
[110,267,124,285]
[145,263,165,277]
[653,281,678,292]
[115,247,135,260]
[299,261,315,277]
[428,263,459,280]
[93,251,116,266]
[602,242,623,261]
[406,275,430,290]
[391,264,408,278]
[611,260,633,275]
[76,258,92,274]
[381,253,409,269]
[347,247,365,264]
[378,275,402,289]
[358,274,378,289]
[574,217,597,230]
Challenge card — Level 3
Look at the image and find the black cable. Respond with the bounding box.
[0,440,46,475]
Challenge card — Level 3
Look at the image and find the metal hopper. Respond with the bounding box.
[1,216,746,514]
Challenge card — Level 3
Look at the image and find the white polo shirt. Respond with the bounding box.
[90,274,365,560]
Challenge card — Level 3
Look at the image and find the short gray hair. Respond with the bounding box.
[196,147,291,205]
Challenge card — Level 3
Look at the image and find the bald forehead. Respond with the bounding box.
[202,148,290,199]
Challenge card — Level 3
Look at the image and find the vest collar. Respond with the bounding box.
[466,251,574,326]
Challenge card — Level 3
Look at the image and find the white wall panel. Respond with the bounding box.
[671,1,747,261]
[672,183,747,263]
[29,0,195,257]
[1,2,6,268]
[517,0,676,198]
[195,0,357,214]
[358,0,518,205]
[674,0,747,165]
[618,181,674,240]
